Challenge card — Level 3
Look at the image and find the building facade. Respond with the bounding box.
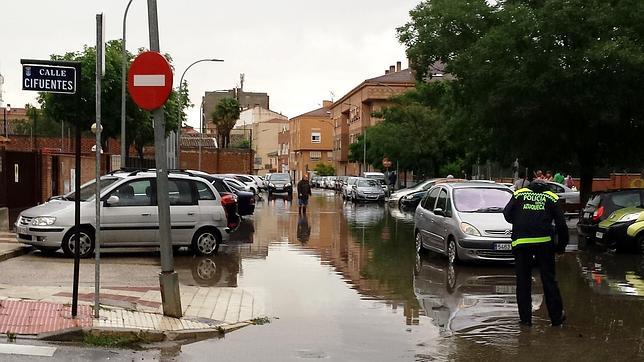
[277,125,290,173]
[329,62,416,176]
[252,118,289,176]
[202,88,269,136]
[289,101,334,181]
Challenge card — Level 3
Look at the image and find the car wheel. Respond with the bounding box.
[415,231,426,254]
[62,228,95,258]
[191,228,221,256]
[447,238,460,265]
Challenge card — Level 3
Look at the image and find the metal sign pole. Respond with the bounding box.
[94,13,104,319]
[147,0,182,318]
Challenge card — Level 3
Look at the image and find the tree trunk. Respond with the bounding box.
[577,149,595,208]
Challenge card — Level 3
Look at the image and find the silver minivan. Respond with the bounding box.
[414,182,514,264]
[16,170,230,257]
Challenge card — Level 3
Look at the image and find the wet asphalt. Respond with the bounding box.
[5,189,644,361]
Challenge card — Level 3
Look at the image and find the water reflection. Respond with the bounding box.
[414,254,543,348]
[577,250,644,297]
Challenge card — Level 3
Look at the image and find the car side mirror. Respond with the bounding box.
[434,208,445,217]
[105,195,120,206]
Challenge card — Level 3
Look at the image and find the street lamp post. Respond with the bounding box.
[176,58,223,168]
[121,0,134,169]
[198,101,204,170]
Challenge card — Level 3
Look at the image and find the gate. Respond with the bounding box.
[0,151,41,227]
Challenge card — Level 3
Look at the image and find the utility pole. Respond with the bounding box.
[147,0,182,317]
[94,13,105,318]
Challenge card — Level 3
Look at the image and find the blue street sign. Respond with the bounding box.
[22,63,77,94]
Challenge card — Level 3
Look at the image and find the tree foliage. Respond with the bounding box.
[211,97,240,148]
[37,40,189,159]
[314,163,335,176]
[398,0,644,201]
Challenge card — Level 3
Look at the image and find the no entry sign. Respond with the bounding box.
[128,51,173,110]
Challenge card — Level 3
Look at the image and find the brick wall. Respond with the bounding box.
[2,135,96,153]
[179,148,253,174]
[40,153,110,202]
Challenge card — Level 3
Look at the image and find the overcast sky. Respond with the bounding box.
[0,0,419,128]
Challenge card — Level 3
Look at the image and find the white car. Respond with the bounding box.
[15,170,230,257]
[228,174,259,194]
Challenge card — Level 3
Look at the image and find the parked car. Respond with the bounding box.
[192,172,256,217]
[414,182,514,264]
[577,189,644,244]
[15,170,231,257]
[266,172,293,196]
[228,174,259,195]
[342,177,359,199]
[362,172,389,196]
[250,175,266,191]
[389,178,465,206]
[335,176,348,192]
[596,206,644,252]
[544,181,580,213]
[311,176,322,188]
[399,189,427,209]
[351,178,386,203]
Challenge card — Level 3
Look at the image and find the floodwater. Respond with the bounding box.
[173,190,644,361]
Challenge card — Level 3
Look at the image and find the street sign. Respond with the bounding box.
[22,63,77,94]
[128,51,173,110]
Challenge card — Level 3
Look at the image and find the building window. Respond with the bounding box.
[327,151,333,159]
[311,132,321,143]
[310,151,321,161]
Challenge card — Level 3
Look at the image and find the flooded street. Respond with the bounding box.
[177,190,644,361]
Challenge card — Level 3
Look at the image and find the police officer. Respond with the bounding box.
[503,180,569,327]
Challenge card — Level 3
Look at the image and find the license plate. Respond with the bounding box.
[494,243,512,251]
[17,226,27,234]
[596,231,604,239]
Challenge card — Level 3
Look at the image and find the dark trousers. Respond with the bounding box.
[513,243,564,324]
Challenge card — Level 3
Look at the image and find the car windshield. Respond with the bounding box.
[65,177,120,202]
[358,179,379,187]
[454,188,512,213]
[225,178,245,190]
[606,191,644,209]
[270,173,290,181]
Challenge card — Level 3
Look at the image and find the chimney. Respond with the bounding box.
[389,65,396,73]
[396,61,401,72]
[385,69,390,74]
[322,100,332,108]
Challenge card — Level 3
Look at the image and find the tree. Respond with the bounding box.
[314,163,335,176]
[211,97,240,148]
[398,0,644,202]
[37,40,187,159]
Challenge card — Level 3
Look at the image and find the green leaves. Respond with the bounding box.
[211,97,241,148]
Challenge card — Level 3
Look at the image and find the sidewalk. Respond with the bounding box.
[0,232,265,341]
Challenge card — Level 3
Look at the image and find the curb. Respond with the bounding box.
[0,245,32,262]
[34,322,253,343]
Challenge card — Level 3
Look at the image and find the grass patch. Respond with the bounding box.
[83,333,144,348]
[250,317,271,325]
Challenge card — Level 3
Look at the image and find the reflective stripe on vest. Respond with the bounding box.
[511,236,551,247]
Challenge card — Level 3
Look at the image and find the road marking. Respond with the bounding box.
[0,343,56,357]
[133,74,165,87]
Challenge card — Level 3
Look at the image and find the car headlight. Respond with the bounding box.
[286,183,291,187]
[619,213,642,222]
[32,216,56,226]
[404,195,414,200]
[460,222,481,236]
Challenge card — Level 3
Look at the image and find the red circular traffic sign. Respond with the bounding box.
[127,51,173,110]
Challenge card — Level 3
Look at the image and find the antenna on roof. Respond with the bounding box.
[329,90,335,102]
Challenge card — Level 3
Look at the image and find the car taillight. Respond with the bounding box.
[592,206,604,222]
[221,194,236,206]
